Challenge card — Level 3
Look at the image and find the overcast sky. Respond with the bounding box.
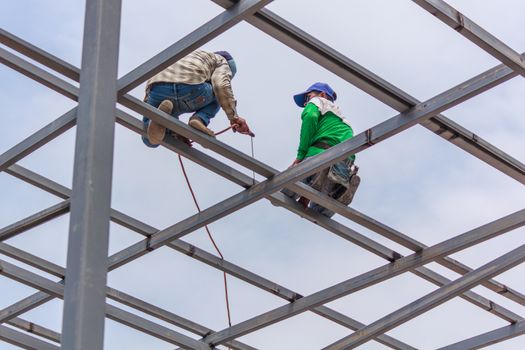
[0,1,524,349]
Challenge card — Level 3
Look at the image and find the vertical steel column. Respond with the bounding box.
[61,0,121,349]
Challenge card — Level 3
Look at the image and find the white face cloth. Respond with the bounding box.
[309,96,352,128]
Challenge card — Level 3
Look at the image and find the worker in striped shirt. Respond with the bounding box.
[142,50,252,147]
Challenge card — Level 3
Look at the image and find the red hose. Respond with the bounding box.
[178,154,232,328]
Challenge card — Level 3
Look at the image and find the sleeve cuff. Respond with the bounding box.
[225,106,239,121]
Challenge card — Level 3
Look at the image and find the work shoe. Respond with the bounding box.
[147,100,173,145]
[188,116,215,137]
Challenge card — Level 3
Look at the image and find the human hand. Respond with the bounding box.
[230,117,255,137]
[288,159,301,169]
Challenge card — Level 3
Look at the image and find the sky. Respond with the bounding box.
[0,0,525,349]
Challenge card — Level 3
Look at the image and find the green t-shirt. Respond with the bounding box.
[296,101,354,161]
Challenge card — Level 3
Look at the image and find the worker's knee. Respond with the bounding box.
[194,101,220,125]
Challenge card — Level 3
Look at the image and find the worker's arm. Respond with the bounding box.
[210,62,238,120]
[210,61,253,135]
[296,103,320,161]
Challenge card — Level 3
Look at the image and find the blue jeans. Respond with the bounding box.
[142,82,220,147]
[283,158,352,218]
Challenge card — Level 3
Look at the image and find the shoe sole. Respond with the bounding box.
[147,122,166,145]
[147,100,172,145]
[189,119,215,137]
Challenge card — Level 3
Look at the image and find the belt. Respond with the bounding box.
[312,141,331,149]
[313,141,355,166]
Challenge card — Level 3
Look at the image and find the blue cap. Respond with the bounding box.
[293,82,337,107]
[227,58,237,77]
[214,51,233,61]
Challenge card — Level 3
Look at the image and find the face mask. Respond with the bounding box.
[227,59,237,78]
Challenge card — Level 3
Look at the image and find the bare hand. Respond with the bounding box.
[288,159,302,169]
[230,117,255,137]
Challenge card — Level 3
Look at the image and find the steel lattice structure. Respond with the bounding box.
[1,0,524,349]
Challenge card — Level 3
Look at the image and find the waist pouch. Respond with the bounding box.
[310,159,360,206]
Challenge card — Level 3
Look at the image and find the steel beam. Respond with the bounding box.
[419,116,525,186]
[0,0,273,174]
[117,0,273,94]
[0,241,257,350]
[110,56,523,273]
[199,210,525,346]
[287,183,525,308]
[0,179,414,350]
[0,258,219,350]
[0,200,70,242]
[2,108,522,331]
[105,290,256,350]
[0,108,77,173]
[210,0,412,110]
[1,222,253,347]
[2,27,523,193]
[3,165,416,350]
[0,28,79,81]
[8,159,522,350]
[104,306,216,350]
[0,292,54,324]
[438,320,525,350]
[0,35,273,177]
[413,0,525,78]
[1,7,524,348]
[210,0,525,184]
[118,105,525,311]
[61,0,122,349]
[121,49,509,179]
[0,324,59,350]
[1,46,520,334]
[409,267,522,323]
[7,317,61,343]
[324,244,525,349]
[0,47,79,101]
[3,21,523,184]
[1,156,520,350]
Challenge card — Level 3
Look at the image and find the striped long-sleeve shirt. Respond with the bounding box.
[146,50,238,120]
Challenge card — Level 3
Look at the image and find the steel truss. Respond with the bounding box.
[0,0,524,349]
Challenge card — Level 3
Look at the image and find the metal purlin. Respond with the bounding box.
[0,0,524,349]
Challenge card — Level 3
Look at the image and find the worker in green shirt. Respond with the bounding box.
[285,82,359,217]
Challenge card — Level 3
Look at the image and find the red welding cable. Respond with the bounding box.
[188,126,232,145]
[215,125,232,136]
[178,154,232,327]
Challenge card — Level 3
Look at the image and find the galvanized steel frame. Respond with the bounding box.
[0,0,524,349]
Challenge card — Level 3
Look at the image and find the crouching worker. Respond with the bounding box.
[284,82,360,218]
[142,50,253,147]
